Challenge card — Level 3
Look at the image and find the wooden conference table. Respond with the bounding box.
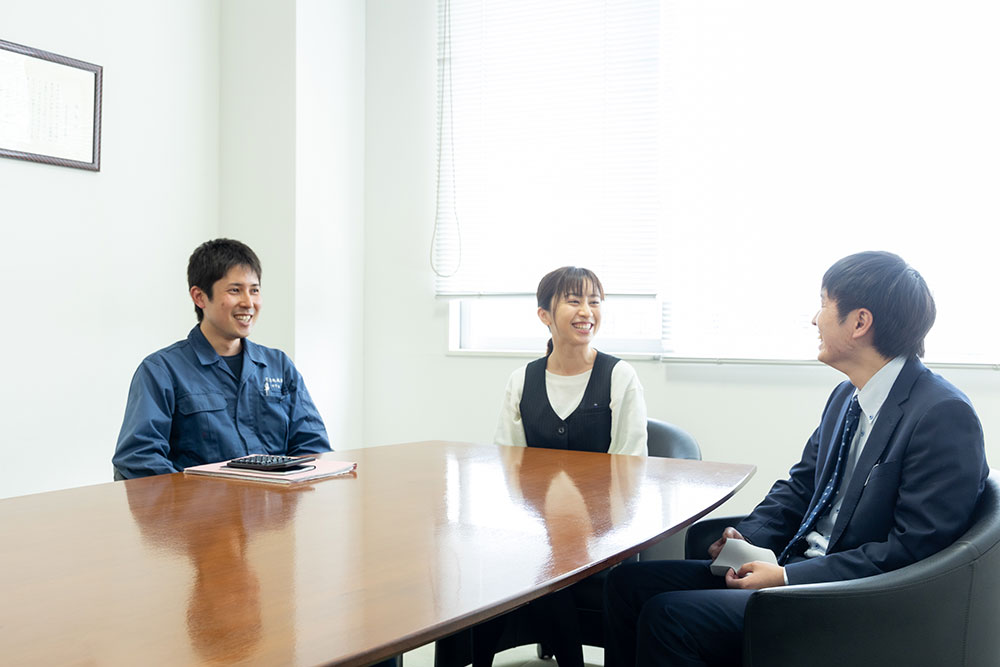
[0,441,754,666]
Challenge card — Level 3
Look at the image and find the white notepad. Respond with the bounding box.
[710,539,778,576]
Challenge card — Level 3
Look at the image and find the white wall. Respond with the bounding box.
[363,0,1000,517]
[294,0,367,452]
[219,0,296,351]
[3,0,997,508]
[0,0,221,498]
[0,0,366,499]
[219,0,367,451]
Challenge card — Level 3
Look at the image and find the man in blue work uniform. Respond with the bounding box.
[113,238,331,478]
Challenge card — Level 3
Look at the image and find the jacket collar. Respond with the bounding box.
[241,336,266,367]
[187,325,267,368]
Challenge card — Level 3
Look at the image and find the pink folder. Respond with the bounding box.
[184,457,357,485]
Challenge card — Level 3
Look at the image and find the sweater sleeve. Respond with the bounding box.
[608,361,648,456]
[494,365,528,446]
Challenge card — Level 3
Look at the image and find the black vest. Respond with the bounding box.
[519,351,620,453]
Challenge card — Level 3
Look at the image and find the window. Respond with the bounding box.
[436,0,1000,364]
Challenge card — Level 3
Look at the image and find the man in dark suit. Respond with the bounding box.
[604,251,990,666]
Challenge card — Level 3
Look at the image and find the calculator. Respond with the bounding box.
[225,454,317,472]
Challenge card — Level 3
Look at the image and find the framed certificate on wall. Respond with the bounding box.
[0,39,103,171]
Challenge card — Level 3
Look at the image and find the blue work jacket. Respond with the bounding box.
[113,326,331,478]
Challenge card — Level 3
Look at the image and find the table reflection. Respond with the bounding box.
[126,476,302,664]
[500,446,645,575]
[456,447,649,665]
[0,441,753,666]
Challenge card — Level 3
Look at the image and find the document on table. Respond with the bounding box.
[710,539,778,576]
[184,458,357,485]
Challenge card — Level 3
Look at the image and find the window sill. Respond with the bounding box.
[445,349,1000,370]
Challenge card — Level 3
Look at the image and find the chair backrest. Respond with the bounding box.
[899,470,1000,579]
[908,470,1000,665]
[955,470,1000,556]
[637,420,701,563]
[646,418,701,460]
[745,470,1000,667]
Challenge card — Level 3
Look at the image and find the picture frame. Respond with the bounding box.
[0,39,103,171]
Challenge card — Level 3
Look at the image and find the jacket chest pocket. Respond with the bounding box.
[255,389,290,450]
[175,392,228,459]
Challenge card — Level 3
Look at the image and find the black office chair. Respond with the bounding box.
[645,417,701,461]
[684,470,1000,667]
[433,419,702,666]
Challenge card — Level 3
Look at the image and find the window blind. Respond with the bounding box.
[440,0,1000,364]
[433,0,662,297]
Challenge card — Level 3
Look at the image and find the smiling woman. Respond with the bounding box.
[535,266,604,361]
[493,266,648,458]
[478,269,651,665]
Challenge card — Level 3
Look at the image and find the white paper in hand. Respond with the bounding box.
[710,539,778,576]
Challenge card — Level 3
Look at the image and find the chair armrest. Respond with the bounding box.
[683,516,746,560]
[738,473,1000,666]
[742,561,977,667]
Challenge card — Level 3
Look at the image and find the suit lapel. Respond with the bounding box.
[828,357,925,549]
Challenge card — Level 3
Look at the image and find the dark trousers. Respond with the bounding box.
[603,560,752,667]
[471,588,584,667]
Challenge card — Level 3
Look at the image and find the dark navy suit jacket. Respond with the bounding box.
[737,356,989,585]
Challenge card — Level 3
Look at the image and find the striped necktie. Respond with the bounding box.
[778,395,862,564]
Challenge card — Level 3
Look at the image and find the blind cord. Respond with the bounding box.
[431,0,461,278]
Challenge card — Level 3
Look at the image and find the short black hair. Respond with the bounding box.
[822,251,935,358]
[187,239,262,322]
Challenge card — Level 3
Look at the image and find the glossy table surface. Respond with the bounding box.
[0,441,754,666]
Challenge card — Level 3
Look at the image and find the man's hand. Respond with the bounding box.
[725,561,786,590]
[707,526,745,560]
